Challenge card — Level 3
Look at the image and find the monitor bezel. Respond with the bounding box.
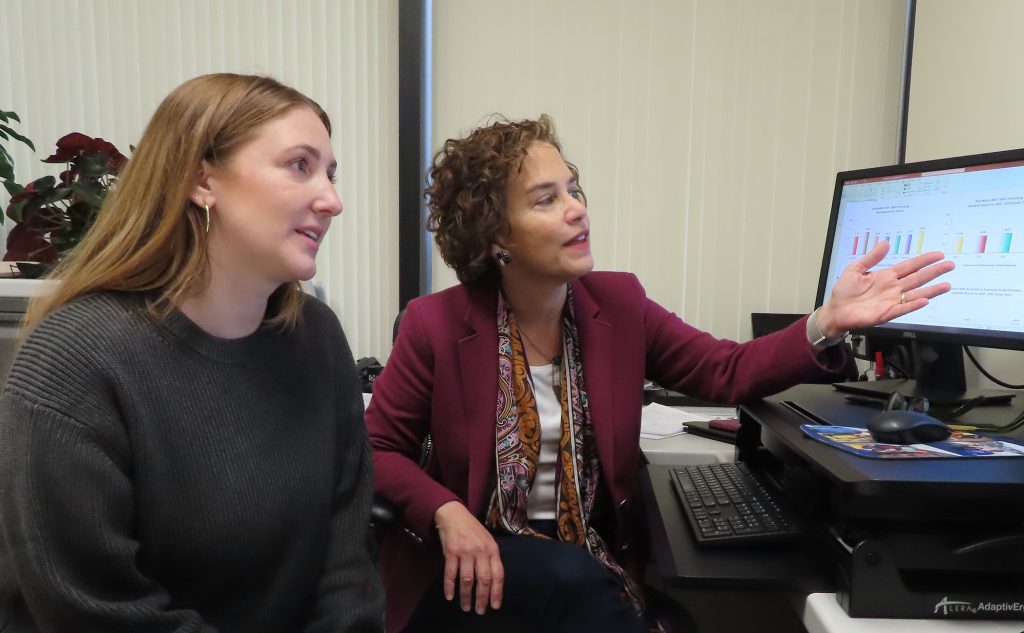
[814,146,1024,353]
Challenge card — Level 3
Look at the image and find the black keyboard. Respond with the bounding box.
[670,462,804,547]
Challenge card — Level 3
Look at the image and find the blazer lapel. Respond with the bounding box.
[457,284,500,514]
[572,280,618,486]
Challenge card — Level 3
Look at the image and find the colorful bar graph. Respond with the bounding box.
[904,234,912,254]
[873,235,880,249]
[1002,232,1013,253]
[893,234,902,254]
[863,232,870,255]
[851,235,859,256]
[955,235,964,253]
[978,235,988,253]
[916,231,924,254]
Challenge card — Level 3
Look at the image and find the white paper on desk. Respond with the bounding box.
[640,403,739,439]
[640,403,690,439]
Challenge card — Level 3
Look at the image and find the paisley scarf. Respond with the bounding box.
[485,285,643,612]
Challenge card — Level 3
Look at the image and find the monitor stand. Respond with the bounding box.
[831,379,1015,408]
[833,340,1016,408]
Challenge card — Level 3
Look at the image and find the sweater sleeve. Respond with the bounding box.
[0,394,215,633]
[302,329,384,633]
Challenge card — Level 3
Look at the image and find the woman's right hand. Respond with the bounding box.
[433,500,505,615]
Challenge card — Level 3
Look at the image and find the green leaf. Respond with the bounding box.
[3,181,23,197]
[0,158,14,183]
[6,198,26,223]
[70,181,105,208]
[0,124,35,152]
[29,175,57,190]
[37,187,74,206]
[0,111,21,124]
[76,153,113,179]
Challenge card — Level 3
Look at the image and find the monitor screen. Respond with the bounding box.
[815,148,1024,404]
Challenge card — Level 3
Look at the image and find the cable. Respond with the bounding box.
[963,346,1024,390]
[885,353,912,379]
[950,407,1024,434]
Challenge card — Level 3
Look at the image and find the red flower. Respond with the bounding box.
[42,133,93,162]
[43,133,128,172]
[3,224,59,263]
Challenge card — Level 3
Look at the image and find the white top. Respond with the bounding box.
[526,363,561,520]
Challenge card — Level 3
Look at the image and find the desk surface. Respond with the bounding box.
[740,384,1024,523]
[640,432,735,465]
[639,405,737,466]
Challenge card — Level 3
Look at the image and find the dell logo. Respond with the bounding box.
[901,331,916,339]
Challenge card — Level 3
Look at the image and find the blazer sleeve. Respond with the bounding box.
[365,300,460,540]
[633,276,845,403]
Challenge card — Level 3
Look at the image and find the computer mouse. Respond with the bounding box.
[866,410,952,444]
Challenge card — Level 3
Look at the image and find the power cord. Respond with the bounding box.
[963,346,1024,390]
[885,344,913,380]
[950,407,1024,434]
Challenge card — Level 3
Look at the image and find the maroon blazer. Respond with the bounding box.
[366,271,841,632]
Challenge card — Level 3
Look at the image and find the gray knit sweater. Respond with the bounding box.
[0,292,383,632]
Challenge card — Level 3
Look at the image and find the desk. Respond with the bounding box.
[639,405,737,466]
[739,384,1024,524]
[641,384,1024,632]
[640,432,735,466]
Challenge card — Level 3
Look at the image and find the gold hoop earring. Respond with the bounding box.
[204,203,211,234]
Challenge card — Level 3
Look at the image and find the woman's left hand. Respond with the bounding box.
[816,241,955,337]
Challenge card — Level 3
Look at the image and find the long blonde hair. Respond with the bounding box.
[24,73,332,333]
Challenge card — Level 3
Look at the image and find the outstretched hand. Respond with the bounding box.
[816,241,955,337]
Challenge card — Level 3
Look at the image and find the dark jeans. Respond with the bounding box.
[405,531,649,633]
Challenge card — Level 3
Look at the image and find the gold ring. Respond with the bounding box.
[899,291,907,305]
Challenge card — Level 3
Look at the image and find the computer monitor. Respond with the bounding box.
[0,296,28,387]
[815,147,1024,406]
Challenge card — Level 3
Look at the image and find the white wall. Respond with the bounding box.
[908,0,1024,388]
[431,0,907,342]
[908,0,1024,160]
[0,0,399,359]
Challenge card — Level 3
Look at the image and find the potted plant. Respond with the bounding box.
[2,118,127,275]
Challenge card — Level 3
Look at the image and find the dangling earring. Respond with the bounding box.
[495,250,511,267]
[203,203,211,234]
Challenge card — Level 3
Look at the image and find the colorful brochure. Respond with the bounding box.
[800,424,1024,459]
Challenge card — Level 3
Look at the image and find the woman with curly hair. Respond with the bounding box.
[366,114,953,632]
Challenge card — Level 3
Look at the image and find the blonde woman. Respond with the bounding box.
[0,74,382,632]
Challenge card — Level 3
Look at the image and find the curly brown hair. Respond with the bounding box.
[425,114,585,283]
